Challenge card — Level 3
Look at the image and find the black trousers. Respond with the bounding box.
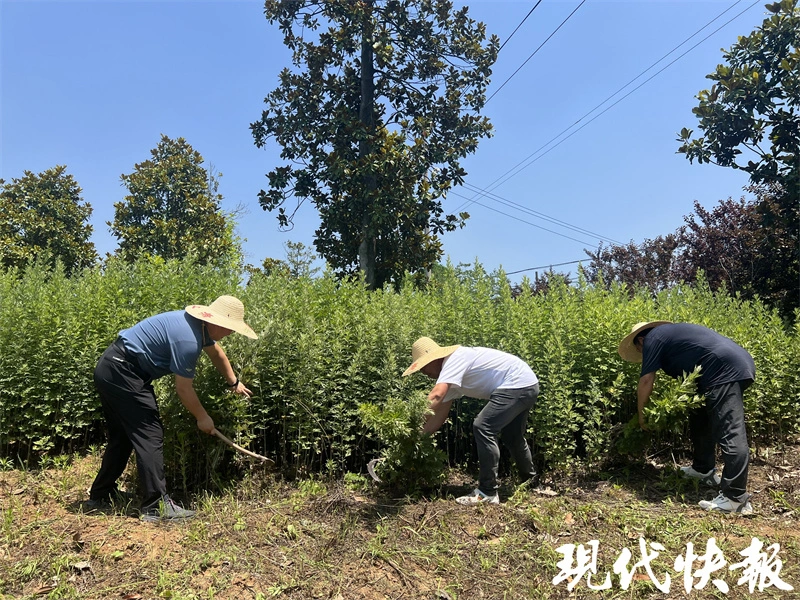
[89,340,167,510]
[688,380,751,503]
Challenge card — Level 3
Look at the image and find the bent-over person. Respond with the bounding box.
[403,337,539,505]
[89,295,257,522]
[618,321,756,515]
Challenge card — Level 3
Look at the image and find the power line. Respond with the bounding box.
[483,0,760,191]
[460,1,761,279]
[453,0,759,247]
[461,181,623,245]
[498,1,543,53]
[506,259,585,276]
[451,191,599,246]
[486,0,587,105]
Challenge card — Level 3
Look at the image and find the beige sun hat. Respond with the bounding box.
[402,337,461,377]
[618,321,671,362]
[185,295,258,339]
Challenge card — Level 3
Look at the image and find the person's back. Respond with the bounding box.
[641,323,755,391]
[120,310,209,379]
[438,346,538,401]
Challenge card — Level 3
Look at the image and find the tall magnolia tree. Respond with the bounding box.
[0,166,97,274]
[678,0,799,315]
[111,135,239,267]
[251,0,498,289]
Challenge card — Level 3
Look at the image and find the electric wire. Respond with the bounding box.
[481,0,760,193]
[498,1,543,53]
[506,259,585,276]
[461,181,624,245]
[486,0,587,105]
[453,0,759,246]
[451,191,598,247]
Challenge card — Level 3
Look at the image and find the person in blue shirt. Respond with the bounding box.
[619,321,756,515]
[88,295,258,522]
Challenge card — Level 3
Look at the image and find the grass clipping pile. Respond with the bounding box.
[359,391,447,494]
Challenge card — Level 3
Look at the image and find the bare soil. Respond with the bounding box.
[2,446,800,599]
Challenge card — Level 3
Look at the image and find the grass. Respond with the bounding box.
[1,449,800,599]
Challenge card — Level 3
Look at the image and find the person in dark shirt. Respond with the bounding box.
[619,321,756,515]
[88,295,258,522]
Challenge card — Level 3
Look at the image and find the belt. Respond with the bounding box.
[109,338,151,381]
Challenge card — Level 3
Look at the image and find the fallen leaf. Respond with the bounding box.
[564,512,574,525]
[72,561,91,571]
[34,586,56,595]
[122,594,143,600]
[11,488,25,495]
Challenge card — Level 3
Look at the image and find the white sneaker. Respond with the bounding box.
[456,488,499,505]
[680,465,721,487]
[699,492,753,515]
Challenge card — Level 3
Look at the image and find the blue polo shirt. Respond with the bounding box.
[640,323,755,392]
[119,310,214,379]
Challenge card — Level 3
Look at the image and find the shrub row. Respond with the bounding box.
[1,259,797,492]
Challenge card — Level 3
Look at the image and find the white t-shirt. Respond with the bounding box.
[437,346,538,403]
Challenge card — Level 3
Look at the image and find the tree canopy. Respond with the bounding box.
[677,0,799,191]
[251,0,498,289]
[110,135,240,268]
[0,166,97,275]
[585,191,797,316]
[677,0,798,315]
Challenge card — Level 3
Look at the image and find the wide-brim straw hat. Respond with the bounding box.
[185,295,258,339]
[402,337,461,377]
[618,321,671,362]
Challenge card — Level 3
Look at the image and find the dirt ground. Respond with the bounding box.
[2,445,800,600]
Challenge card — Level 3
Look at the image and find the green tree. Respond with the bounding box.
[678,0,799,315]
[110,135,239,267]
[246,240,320,280]
[0,166,97,274]
[251,0,497,289]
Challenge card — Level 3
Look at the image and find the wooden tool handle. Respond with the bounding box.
[214,430,275,466]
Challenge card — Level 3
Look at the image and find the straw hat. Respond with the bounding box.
[185,295,258,339]
[402,337,461,377]
[618,321,671,362]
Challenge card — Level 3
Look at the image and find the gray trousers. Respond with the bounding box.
[689,380,751,503]
[473,384,539,494]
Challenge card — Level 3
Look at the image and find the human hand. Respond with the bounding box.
[197,415,216,435]
[230,381,253,398]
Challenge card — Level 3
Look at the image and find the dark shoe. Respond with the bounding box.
[141,495,196,522]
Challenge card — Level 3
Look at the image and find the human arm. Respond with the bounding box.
[175,375,217,434]
[422,382,453,435]
[203,343,252,397]
[637,371,656,430]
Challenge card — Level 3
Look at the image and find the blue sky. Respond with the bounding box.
[1,0,768,283]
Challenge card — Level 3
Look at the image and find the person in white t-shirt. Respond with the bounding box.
[403,336,540,505]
